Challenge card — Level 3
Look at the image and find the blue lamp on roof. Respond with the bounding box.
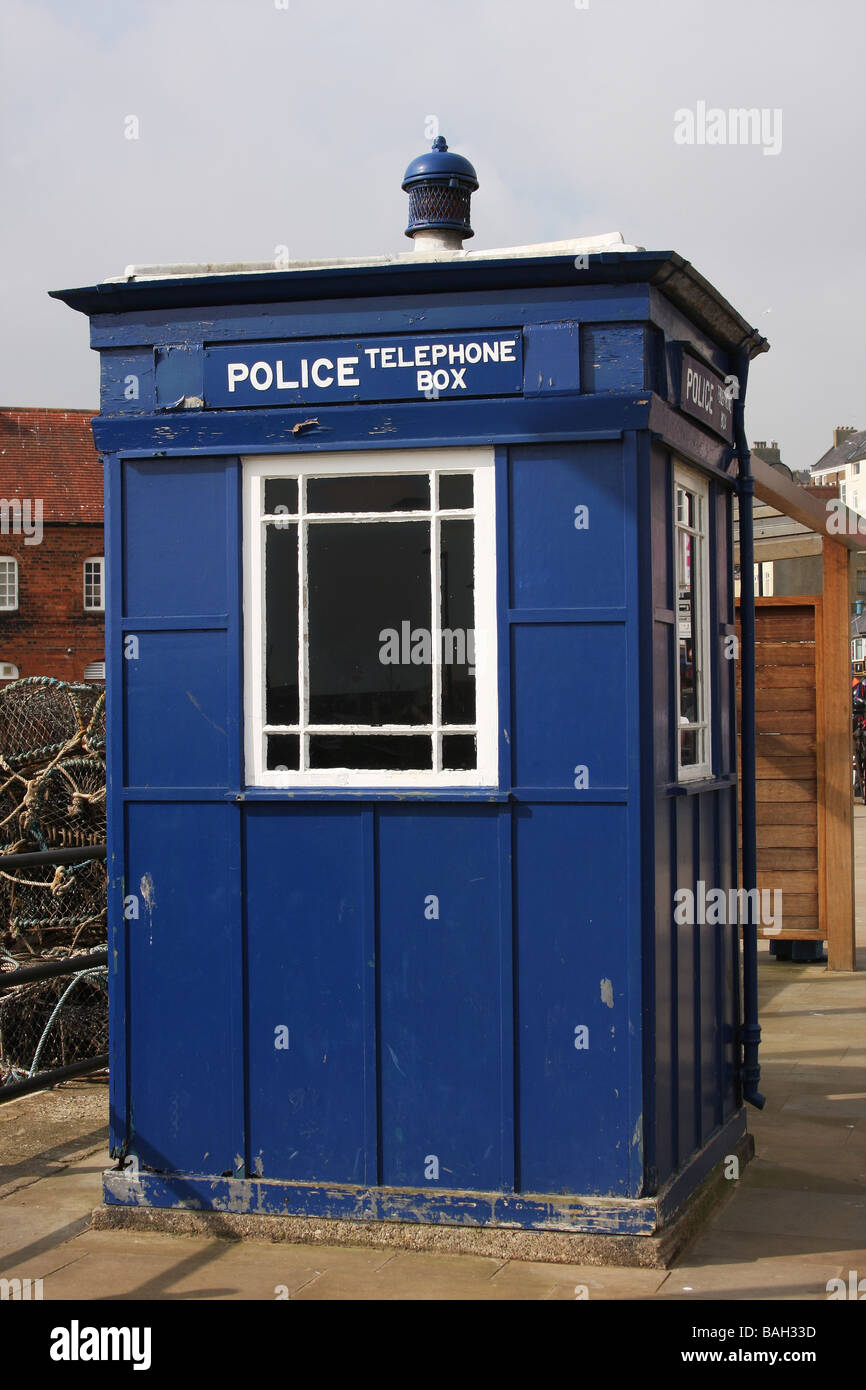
[402,136,479,252]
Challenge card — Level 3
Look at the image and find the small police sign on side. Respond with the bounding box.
[679,352,735,443]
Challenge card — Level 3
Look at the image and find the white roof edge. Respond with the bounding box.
[107,233,645,283]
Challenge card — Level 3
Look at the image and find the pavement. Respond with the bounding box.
[1,819,864,1301]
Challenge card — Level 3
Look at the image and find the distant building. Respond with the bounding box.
[810,425,866,512]
[0,407,104,684]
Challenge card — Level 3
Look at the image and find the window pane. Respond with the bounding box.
[680,727,699,768]
[308,521,432,724]
[677,519,699,738]
[264,478,298,515]
[0,561,17,608]
[440,519,475,725]
[265,524,299,724]
[267,734,299,770]
[442,734,476,770]
[307,474,430,513]
[84,560,103,609]
[438,474,473,510]
[310,734,432,771]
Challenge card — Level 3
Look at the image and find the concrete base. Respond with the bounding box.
[91,1131,754,1270]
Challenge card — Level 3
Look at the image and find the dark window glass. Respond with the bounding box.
[307,474,430,513]
[267,734,299,770]
[440,518,475,725]
[310,734,432,770]
[679,728,698,768]
[265,524,299,725]
[438,474,473,510]
[676,497,699,762]
[442,734,476,770]
[308,521,432,724]
[264,478,298,515]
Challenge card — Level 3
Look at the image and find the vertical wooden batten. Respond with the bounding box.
[821,539,856,970]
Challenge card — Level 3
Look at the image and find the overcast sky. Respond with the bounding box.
[1,0,863,471]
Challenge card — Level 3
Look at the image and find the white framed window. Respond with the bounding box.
[674,462,712,781]
[0,662,19,680]
[0,558,18,611]
[83,557,105,612]
[243,448,498,787]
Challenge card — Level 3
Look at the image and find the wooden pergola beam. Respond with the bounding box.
[751,457,864,552]
[820,538,856,970]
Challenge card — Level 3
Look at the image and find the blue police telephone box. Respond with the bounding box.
[53,140,768,1260]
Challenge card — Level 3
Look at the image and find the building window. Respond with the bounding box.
[84,660,106,680]
[0,558,18,611]
[243,449,498,787]
[0,662,19,680]
[674,463,712,781]
[83,557,105,612]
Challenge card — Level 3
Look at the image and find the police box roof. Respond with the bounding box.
[50,236,768,361]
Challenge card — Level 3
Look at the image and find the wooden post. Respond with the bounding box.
[820,538,856,970]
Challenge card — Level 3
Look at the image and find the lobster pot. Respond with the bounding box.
[53,242,765,1255]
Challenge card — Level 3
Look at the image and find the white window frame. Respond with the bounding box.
[673,462,712,783]
[0,558,18,611]
[83,557,105,612]
[0,662,19,680]
[243,447,498,788]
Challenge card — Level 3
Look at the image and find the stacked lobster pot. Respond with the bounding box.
[0,677,107,1085]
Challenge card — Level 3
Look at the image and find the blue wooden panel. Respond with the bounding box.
[104,452,127,1158]
[154,345,204,407]
[124,631,229,787]
[581,325,647,393]
[88,283,653,349]
[675,796,699,1165]
[699,794,721,1143]
[510,442,626,609]
[719,785,740,1117]
[377,806,504,1192]
[515,803,636,1196]
[523,322,581,397]
[100,348,155,414]
[244,806,368,1183]
[511,624,628,790]
[652,799,676,1189]
[122,458,229,617]
[92,395,643,457]
[126,801,239,1174]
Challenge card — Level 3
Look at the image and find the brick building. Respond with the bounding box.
[0,407,104,683]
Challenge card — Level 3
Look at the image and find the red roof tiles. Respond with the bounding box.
[0,408,102,523]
